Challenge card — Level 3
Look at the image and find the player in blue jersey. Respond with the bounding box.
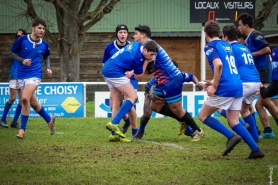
[133,59,201,140]
[237,31,262,135]
[220,25,261,142]
[0,29,27,129]
[102,24,138,141]
[238,13,278,139]
[198,21,264,159]
[9,18,55,139]
[102,40,158,140]
[132,25,204,141]
[260,46,278,98]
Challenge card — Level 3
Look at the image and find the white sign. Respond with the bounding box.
[95,91,260,118]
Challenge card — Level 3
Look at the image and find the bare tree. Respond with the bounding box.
[22,0,121,82]
[254,0,278,30]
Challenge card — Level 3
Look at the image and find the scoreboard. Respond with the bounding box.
[190,0,255,23]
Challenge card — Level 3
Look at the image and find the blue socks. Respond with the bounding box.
[203,116,234,139]
[132,128,138,136]
[112,100,134,124]
[263,127,273,133]
[20,115,29,131]
[232,124,259,152]
[221,109,246,127]
[122,118,130,129]
[1,102,12,121]
[12,104,22,124]
[37,107,51,123]
[243,114,259,141]
[186,125,193,133]
[139,121,147,132]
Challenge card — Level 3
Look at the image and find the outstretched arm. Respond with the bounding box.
[43,56,52,75]
[191,75,203,90]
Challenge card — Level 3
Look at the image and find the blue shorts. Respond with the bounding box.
[153,73,183,104]
[271,94,278,100]
[131,79,138,90]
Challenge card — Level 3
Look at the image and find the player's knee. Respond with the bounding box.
[143,108,152,118]
[8,98,16,104]
[255,102,263,110]
[240,109,248,117]
[21,97,29,105]
[198,112,206,122]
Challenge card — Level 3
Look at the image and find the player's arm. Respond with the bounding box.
[43,56,50,69]
[43,56,52,75]
[207,58,222,96]
[252,46,271,57]
[8,51,24,63]
[182,72,203,90]
[191,75,203,90]
[102,46,110,67]
[133,60,149,80]
[212,58,222,88]
[251,32,271,57]
[9,51,31,66]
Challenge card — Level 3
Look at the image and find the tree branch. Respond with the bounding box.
[23,0,58,44]
[254,0,278,30]
[78,0,94,21]
[82,0,120,32]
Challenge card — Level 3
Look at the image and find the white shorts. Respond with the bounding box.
[205,95,242,110]
[104,76,130,88]
[242,82,260,104]
[9,79,19,89]
[18,78,41,91]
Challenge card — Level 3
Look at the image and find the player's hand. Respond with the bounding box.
[206,85,216,96]
[203,80,212,90]
[22,59,31,66]
[125,70,134,78]
[47,69,52,76]
[195,83,203,90]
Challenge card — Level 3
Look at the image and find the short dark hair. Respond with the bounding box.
[32,17,47,28]
[143,40,158,53]
[238,13,254,28]
[15,28,27,39]
[204,21,220,38]
[222,25,238,41]
[135,25,151,38]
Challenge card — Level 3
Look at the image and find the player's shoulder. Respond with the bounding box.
[273,46,278,52]
[42,39,49,45]
[250,30,264,40]
[106,40,117,48]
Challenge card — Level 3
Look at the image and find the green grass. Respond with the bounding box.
[0,117,277,185]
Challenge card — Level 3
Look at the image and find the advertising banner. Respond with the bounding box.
[95,91,260,118]
[0,83,84,118]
